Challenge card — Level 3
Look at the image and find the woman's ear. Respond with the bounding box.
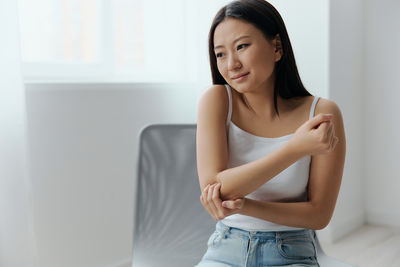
[274,34,283,62]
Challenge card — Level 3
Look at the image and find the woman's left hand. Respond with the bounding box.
[200,183,246,221]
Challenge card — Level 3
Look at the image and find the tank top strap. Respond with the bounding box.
[224,84,233,130]
[309,96,320,120]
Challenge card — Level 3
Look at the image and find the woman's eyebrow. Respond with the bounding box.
[214,35,250,50]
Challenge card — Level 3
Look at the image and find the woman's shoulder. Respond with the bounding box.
[198,84,228,105]
[313,97,343,117]
[313,97,344,132]
[288,96,341,113]
[197,84,230,124]
[206,84,228,93]
[284,96,343,123]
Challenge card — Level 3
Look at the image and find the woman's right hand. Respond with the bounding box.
[288,113,339,157]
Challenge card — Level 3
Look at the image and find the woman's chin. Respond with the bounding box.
[231,82,251,93]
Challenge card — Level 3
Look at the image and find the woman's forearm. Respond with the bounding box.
[238,198,329,230]
[217,141,304,200]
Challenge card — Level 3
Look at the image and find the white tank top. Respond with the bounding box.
[220,84,320,231]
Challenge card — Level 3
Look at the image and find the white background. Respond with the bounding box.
[2,0,400,266]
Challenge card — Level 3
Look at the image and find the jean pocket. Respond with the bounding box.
[207,230,222,248]
[277,236,316,260]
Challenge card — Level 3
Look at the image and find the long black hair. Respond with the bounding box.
[208,0,312,117]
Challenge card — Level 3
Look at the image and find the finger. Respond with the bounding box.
[202,184,214,210]
[307,113,333,130]
[328,123,336,149]
[224,199,244,212]
[200,194,212,214]
[222,200,236,209]
[314,121,328,134]
[326,122,334,142]
[200,184,208,202]
[212,183,224,219]
[202,184,210,194]
[200,193,206,205]
[328,121,334,136]
[332,136,339,149]
[200,188,214,217]
[207,184,219,219]
[201,184,210,204]
[236,198,246,209]
[328,133,334,152]
[212,183,222,206]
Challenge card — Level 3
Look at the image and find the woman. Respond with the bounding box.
[195,0,346,266]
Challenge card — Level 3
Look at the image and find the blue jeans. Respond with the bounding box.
[195,221,320,267]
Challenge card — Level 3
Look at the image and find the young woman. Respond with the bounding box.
[195,0,346,266]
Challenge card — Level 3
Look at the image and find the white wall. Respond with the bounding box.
[364,0,400,226]
[319,0,366,243]
[25,83,198,267]
[324,0,400,239]
[269,0,329,98]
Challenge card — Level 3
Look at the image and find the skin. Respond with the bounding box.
[213,17,282,121]
[200,18,346,230]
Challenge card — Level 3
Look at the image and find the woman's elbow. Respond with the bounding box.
[199,175,219,192]
[312,213,332,230]
[312,221,328,231]
[215,178,240,200]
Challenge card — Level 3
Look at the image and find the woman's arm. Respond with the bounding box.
[239,199,323,230]
[197,85,305,200]
[236,99,346,230]
[197,86,335,201]
[216,142,303,200]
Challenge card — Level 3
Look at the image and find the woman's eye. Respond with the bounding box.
[237,44,249,50]
[215,44,248,58]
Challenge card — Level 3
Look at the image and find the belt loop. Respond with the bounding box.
[220,222,229,238]
[276,231,281,241]
[249,230,257,238]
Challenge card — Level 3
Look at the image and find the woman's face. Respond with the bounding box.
[213,18,282,93]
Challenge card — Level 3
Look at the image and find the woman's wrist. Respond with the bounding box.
[284,138,307,159]
[237,197,252,215]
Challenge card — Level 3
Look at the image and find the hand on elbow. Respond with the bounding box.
[200,183,245,221]
[214,180,242,200]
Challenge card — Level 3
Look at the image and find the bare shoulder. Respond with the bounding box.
[197,84,229,123]
[199,84,228,105]
[314,97,343,119]
[314,97,345,139]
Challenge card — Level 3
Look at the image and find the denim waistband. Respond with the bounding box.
[215,220,315,241]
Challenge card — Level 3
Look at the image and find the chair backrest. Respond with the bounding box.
[132,124,216,267]
[313,231,357,267]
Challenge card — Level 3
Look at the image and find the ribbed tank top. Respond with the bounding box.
[221,84,320,231]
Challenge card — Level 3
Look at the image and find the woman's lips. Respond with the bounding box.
[232,72,249,82]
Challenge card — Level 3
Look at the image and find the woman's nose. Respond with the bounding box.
[227,54,242,71]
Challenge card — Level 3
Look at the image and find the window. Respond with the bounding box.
[18,0,228,83]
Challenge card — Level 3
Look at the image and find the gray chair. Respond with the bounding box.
[131,124,356,267]
[132,124,215,267]
[314,234,356,266]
